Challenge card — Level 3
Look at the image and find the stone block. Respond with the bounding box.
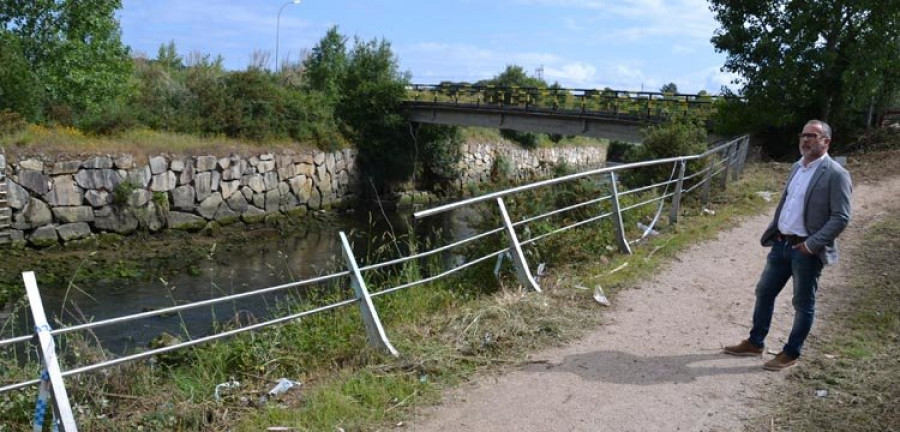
[149,156,168,174]
[57,222,91,242]
[18,169,50,195]
[168,211,205,231]
[172,185,196,211]
[53,206,94,223]
[150,171,177,192]
[85,190,113,207]
[196,156,217,172]
[46,175,83,206]
[29,225,58,247]
[83,156,113,169]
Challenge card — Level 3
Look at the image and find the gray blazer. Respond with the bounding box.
[761,155,852,265]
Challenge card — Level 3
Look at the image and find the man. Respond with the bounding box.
[723,119,852,371]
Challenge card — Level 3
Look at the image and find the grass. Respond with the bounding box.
[5,148,894,431]
[748,206,900,431]
[0,124,320,164]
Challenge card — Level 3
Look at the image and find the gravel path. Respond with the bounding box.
[409,174,900,432]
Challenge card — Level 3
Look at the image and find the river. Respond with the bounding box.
[3,205,480,355]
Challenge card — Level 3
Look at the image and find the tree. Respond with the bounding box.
[710,0,900,155]
[660,82,678,94]
[0,0,133,122]
[0,30,43,119]
[337,36,413,190]
[303,25,348,104]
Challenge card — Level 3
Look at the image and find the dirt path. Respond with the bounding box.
[409,174,900,432]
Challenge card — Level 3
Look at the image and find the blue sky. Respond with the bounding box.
[119,0,738,94]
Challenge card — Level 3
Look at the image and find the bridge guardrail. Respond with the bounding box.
[406,84,724,124]
[0,135,750,430]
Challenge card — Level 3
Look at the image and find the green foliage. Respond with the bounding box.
[710,0,900,155]
[414,124,463,190]
[337,36,413,189]
[303,25,348,105]
[500,129,540,149]
[659,82,678,94]
[606,140,639,163]
[0,0,133,122]
[0,110,28,136]
[620,121,707,188]
[223,70,287,142]
[0,31,43,120]
[113,181,138,206]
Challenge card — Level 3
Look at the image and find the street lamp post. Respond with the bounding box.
[275,0,301,71]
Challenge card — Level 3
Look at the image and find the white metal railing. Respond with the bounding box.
[0,135,750,431]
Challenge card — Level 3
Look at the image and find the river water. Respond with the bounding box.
[5,206,480,355]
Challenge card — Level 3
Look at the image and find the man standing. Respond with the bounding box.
[723,120,852,371]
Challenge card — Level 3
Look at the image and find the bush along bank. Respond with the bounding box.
[0,140,607,248]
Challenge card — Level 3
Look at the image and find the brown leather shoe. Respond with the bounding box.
[722,340,763,357]
[764,352,798,371]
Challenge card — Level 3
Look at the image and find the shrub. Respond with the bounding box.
[621,121,707,188]
[500,129,540,149]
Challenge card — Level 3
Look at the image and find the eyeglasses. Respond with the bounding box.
[798,133,823,140]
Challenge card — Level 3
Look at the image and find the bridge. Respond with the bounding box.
[405,84,723,143]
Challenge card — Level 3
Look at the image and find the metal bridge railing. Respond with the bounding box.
[0,135,750,431]
[406,83,726,124]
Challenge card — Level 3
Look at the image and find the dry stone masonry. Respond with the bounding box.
[3,141,606,247]
[5,149,358,247]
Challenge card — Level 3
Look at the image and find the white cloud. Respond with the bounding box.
[545,62,598,86]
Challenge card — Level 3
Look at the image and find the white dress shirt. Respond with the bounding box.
[778,154,827,237]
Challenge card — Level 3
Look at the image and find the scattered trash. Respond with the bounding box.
[609,262,629,274]
[267,428,299,431]
[824,354,836,360]
[593,286,611,306]
[536,262,546,277]
[268,378,302,397]
[605,245,616,252]
[755,191,775,202]
[815,389,828,398]
[702,208,716,215]
[214,380,240,401]
[637,222,659,236]
[573,284,589,290]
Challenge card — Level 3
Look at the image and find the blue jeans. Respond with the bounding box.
[748,237,824,358]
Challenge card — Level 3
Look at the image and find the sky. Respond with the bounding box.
[118,0,740,94]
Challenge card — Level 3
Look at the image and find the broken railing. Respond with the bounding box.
[0,135,749,431]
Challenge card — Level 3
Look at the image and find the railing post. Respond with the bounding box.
[338,232,399,357]
[740,135,750,174]
[720,145,731,189]
[668,160,687,224]
[701,153,715,207]
[496,198,541,292]
[24,271,79,432]
[609,172,632,254]
[729,141,741,182]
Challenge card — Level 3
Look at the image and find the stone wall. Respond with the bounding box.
[458,141,606,187]
[3,150,358,247]
[0,141,605,247]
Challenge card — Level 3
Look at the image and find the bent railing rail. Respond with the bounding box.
[0,135,750,431]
